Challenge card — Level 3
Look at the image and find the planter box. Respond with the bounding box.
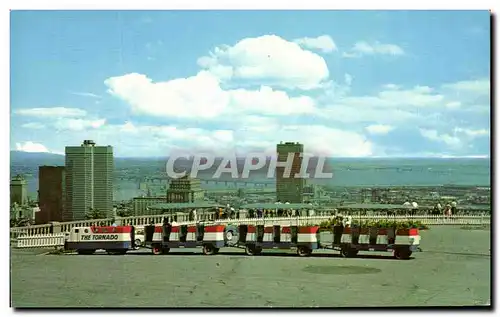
[396,228,419,236]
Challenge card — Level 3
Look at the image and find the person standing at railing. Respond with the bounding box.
[444,204,452,217]
[308,208,315,217]
[451,201,457,215]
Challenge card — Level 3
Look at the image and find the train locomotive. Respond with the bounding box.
[66,225,138,255]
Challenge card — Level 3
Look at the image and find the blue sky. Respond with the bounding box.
[10,10,491,157]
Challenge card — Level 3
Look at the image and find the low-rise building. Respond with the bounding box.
[133,197,169,216]
[10,175,28,206]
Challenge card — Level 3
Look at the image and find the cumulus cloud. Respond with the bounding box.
[14,107,87,117]
[15,141,49,153]
[365,124,394,135]
[442,79,490,95]
[105,71,317,118]
[197,34,330,90]
[105,71,229,119]
[343,41,405,58]
[419,129,461,147]
[319,85,445,125]
[293,35,337,53]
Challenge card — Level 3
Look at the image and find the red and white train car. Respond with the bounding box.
[144,224,227,255]
[237,224,320,256]
[332,227,421,259]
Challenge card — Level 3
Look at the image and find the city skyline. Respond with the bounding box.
[10,10,491,158]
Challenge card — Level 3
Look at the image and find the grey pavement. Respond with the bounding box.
[10,226,491,308]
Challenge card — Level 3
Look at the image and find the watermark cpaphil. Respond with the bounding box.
[165,153,334,179]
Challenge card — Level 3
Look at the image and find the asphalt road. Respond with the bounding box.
[10,226,491,308]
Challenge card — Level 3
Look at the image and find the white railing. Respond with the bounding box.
[16,233,66,249]
[215,215,491,226]
[11,214,490,239]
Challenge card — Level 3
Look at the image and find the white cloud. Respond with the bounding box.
[419,129,461,147]
[442,79,490,95]
[105,71,317,118]
[70,91,101,99]
[14,107,87,117]
[228,86,316,116]
[454,128,490,137]
[344,74,353,86]
[293,35,337,53]
[383,84,400,90]
[62,120,372,157]
[319,84,445,125]
[365,124,394,135]
[15,141,49,153]
[54,118,106,131]
[105,71,229,119]
[238,125,373,157]
[343,41,405,58]
[21,122,45,129]
[197,34,330,90]
[446,101,462,109]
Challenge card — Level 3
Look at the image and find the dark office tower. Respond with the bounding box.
[276,142,305,203]
[37,166,65,224]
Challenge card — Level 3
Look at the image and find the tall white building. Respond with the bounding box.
[64,140,113,221]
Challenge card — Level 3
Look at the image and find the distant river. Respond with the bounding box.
[23,158,490,201]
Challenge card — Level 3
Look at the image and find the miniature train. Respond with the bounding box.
[64,222,421,259]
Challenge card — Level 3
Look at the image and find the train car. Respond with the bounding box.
[143,223,235,255]
[329,226,421,259]
[236,224,320,257]
[66,225,137,255]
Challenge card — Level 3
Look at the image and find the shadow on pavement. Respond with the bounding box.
[420,250,490,258]
[117,250,410,261]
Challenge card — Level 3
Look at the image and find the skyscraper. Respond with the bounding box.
[37,166,65,224]
[276,142,305,203]
[64,140,113,221]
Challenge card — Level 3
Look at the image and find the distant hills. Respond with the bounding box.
[10,151,65,166]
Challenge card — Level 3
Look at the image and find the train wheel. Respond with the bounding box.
[213,248,220,255]
[152,245,162,255]
[202,244,216,255]
[77,249,95,255]
[162,247,170,254]
[134,239,142,250]
[297,246,312,257]
[394,249,412,260]
[341,248,358,258]
[245,245,256,256]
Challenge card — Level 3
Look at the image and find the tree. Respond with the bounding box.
[10,203,34,227]
[116,207,133,218]
[85,208,106,220]
[237,188,245,198]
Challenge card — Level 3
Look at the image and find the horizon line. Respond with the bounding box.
[10,150,491,160]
